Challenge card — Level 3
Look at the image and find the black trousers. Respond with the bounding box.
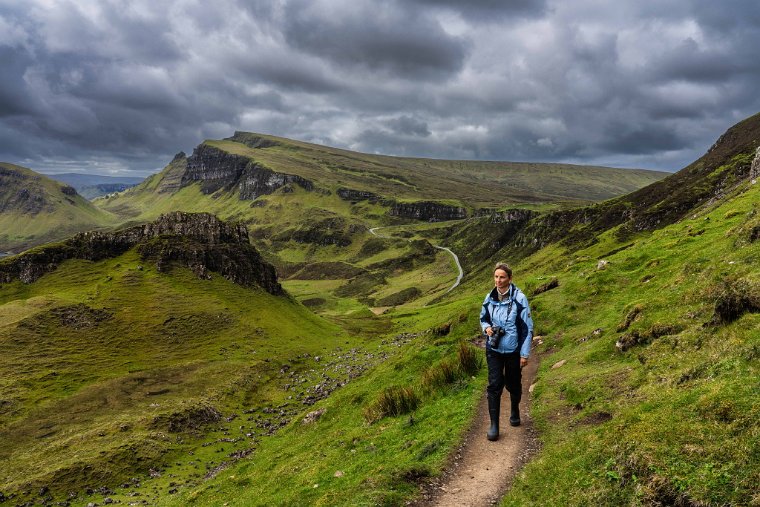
[486,350,522,403]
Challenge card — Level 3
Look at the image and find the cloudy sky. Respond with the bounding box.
[1,0,759,176]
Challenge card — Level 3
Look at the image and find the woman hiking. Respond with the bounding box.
[480,262,533,441]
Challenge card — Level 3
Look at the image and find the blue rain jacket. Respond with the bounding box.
[480,284,533,357]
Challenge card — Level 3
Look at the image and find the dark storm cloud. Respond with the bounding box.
[407,0,548,21]
[386,116,431,137]
[0,47,36,116]
[282,0,467,80]
[0,0,759,176]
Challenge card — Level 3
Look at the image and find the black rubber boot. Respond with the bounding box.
[509,398,521,427]
[487,396,500,441]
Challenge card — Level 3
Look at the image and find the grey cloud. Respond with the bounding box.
[0,47,37,117]
[407,0,548,21]
[385,116,431,137]
[1,0,760,177]
[282,0,468,80]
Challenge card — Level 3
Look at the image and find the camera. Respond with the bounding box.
[488,326,506,348]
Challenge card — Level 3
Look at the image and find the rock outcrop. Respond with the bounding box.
[475,208,538,225]
[181,144,312,200]
[337,188,379,202]
[0,212,283,295]
[238,162,313,200]
[0,166,54,214]
[388,201,467,222]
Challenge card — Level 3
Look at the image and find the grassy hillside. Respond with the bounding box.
[1,115,755,507]
[0,244,354,504]
[0,216,488,506]
[0,163,117,253]
[114,176,756,506]
[102,132,666,218]
[501,175,759,506]
[208,132,667,207]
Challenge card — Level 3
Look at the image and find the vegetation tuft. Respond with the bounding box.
[364,386,421,423]
[710,276,760,324]
[457,341,483,377]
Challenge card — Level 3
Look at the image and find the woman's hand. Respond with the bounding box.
[520,357,528,368]
[485,326,493,337]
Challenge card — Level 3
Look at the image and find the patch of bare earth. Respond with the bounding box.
[411,354,540,507]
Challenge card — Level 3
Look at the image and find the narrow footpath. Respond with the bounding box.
[371,224,539,505]
[412,356,540,507]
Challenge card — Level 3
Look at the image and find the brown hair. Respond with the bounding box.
[494,262,512,278]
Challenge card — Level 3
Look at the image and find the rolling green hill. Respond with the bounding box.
[101,131,666,219]
[0,164,118,254]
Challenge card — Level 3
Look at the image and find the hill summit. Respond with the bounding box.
[0,163,116,253]
[0,211,283,294]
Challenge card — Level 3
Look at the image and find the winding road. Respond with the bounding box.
[368,226,463,293]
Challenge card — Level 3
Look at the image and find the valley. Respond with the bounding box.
[0,115,758,506]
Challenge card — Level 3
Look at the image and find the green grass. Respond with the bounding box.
[0,232,487,506]
[500,181,759,506]
[204,134,667,207]
[0,250,354,503]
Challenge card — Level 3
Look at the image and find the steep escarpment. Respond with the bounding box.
[337,188,380,202]
[182,144,312,199]
[444,208,538,270]
[0,212,283,294]
[389,201,468,221]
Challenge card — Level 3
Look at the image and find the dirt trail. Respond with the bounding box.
[413,357,540,507]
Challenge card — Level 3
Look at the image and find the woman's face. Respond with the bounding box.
[494,269,511,290]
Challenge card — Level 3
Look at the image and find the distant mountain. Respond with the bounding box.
[46,172,144,200]
[0,164,117,253]
[104,133,667,217]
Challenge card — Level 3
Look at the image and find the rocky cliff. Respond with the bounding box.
[155,152,188,194]
[181,144,312,199]
[389,201,468,222]
[475,208,538,225]
[337,188,380,203]
[0,212,283,294]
